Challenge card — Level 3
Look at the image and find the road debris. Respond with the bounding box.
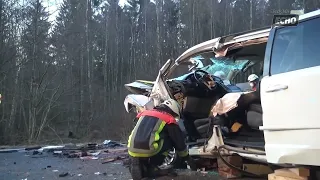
[25,146,42,151]
[0,139,132,180]
[37,146,65,153]
[0,148,21,153]
[102,155,128,164]
[103,140,125,148]
[80,156,99,160]
[58,172,69,177]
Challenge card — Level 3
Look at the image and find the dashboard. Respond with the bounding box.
[168,72,231,99]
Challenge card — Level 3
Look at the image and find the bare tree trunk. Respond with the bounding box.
[177,0,182,53]
[191,0,195,46]
[130,18,136,79]
[36,84,61,141]
[249,0,253,30]
[144,1,147,61]
[196,1,200,43]
[8,59,21,134]
[156,0,162,68]
[224,0,228,35]
[79,51,84,132]
[210,0,214,38]
[115,5,119,93]
[229,3,233,33]
[103,8,109,136]
[85,0,93,130]
[28,0,41,143]
[0,0,3,60]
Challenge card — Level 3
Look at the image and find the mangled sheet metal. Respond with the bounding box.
[214,43,239,57]
[214,37,269,58]
[124,81,153,94]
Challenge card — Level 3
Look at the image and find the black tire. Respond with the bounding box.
[130,157,144,180]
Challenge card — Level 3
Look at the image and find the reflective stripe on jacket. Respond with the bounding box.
[127,110,177,157]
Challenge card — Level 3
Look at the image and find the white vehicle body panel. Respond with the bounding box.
[124,94,154,113]
[260,66,320,166]
[259,9,320,166]
[149,60,174,106]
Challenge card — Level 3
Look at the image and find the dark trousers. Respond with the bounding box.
[140,137,174,167]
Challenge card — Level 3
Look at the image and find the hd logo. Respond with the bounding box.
[272,14,299,27]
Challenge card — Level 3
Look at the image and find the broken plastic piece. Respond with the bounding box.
[37,146,64,153]
[58,172,69,177]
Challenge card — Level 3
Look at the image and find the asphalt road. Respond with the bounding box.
[0,150,262,180]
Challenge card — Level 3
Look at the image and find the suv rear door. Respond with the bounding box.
[260,12,320,166]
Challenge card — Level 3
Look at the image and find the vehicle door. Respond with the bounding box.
[260,14,320,166]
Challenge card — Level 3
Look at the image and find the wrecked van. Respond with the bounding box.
[124,9,320,172]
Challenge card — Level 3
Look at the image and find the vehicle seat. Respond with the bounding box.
[244,81,262,129]
[182,96,218,139]
[246,104,263,129]
[193,116,227,138]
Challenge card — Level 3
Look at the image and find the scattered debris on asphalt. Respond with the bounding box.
[58,172,69,177]
[3,140,130,168]
[37,145,65,153]
[0,148,21,153]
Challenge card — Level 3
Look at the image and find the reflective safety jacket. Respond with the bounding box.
[128,110,188,158]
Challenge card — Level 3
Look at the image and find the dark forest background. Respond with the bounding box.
[0,0,319,144]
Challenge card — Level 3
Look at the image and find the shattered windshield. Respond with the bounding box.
[173,54,249,81]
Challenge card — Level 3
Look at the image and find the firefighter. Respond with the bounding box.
[128,99,197,180]
[248,74,259,91]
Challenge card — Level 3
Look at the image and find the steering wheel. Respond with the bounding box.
[193,69,214,90]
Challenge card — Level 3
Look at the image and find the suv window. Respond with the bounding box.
[270,17,320,75]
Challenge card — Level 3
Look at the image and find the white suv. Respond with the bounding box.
[124,9,320,168]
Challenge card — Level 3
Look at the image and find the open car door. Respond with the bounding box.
[260,14,320,166]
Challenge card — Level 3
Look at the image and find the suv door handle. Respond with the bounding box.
[265,84,288,93]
